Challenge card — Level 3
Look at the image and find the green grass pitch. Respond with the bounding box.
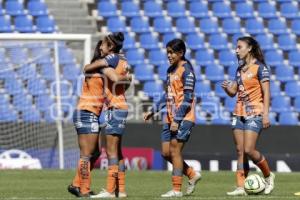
[0,170,300,199]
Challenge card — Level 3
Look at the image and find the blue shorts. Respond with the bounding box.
[161,120,194,142]
[104,109,128,135]
[73,110,100,134]
[232,115,263,134]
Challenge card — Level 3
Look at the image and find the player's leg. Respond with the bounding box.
[117,136,127,198]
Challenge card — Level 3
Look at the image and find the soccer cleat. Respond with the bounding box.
[264,172,275,194]
[186,172,202,195]
[67,185,80,197]
[161,190,183,198]
[226,187,247,196]
[90,189,116,198]
[118,192,128,198]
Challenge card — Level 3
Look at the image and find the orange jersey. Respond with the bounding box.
[103,54,129,110]
[165,61,196,123]
[234,61,270,116]
[77,73,105,116]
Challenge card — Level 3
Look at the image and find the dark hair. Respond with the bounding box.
[166,38,192,66]
[90,40,102,63]
[237,36,267,66]
[106,32,124,53]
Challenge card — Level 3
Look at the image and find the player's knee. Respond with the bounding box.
[236,145,244,157]
[244,147,255,157]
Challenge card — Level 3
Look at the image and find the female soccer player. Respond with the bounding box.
[84,32,130,198]
[144,39,200,198]
[68,38,131,197]
[222,36,275,196]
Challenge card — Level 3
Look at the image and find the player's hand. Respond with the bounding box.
[262,114,270,129]
[221,80,231,90]
[144,111,154,121]
[170,121,179,133]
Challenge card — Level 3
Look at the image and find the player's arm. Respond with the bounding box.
[259,65,271,128]
[222,80,238,97]
[83,59,107,73]
[144,94,167,121]
[101,67,132,83]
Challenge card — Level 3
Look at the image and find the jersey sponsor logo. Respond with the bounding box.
[247,72,254,79]
[91,122,99,132]
[247,120,258,128]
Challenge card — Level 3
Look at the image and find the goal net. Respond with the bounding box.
[0,34,91,169]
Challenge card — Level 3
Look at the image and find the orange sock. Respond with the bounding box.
[183,166,196,180]
[236,170,246,187]
[79,158,91,194]
[256,158,271,178]
[106,165,118,193]
[172,176,183,192]
[72,165,80,187]
[118,171,125,193]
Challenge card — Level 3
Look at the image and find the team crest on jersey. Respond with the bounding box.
[238,85,245,91]
[246,72,254,79]
[170,74,180,81]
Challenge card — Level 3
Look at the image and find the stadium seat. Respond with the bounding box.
[257,2,277,19]
[134,64,154,81]
[208,33,228,50]
[185,33,205,50]
[270,81,282,97]
[58,47,75,64]
[5,0,25,16]
[275,65,295,82]
[123,32,136,49]
[255,33,275,50]
[36,16,56,33]
[107,17,127,32]
[27,1,48,16]
[284,81,300,97]
[271,95,292,112]
[153,16,173,33]
[224,96,237,112]
[13,93,33,112]
[14,15,35,33]
[280,2,299,19]
[294,96,300,112]
[40,63,56,80]
[0,15,13,32]
[291,19,300,35]
[288,50,300,66]
[148,49,167,65]
[176,17,196,33]
[245,18,265,34]
[195,80,211,98]
[139,33,159,49]
[97,1,117,17]
[268,18,288,35]
[277,34,297,51]
[269,112,277,125]
[17,64,37,80]
[211,110,231,125]
[144,1,163,17]
[143,81,164,98]
[227,64,237,79]
[199,18,219,34]
[7,47,28,65]
[189,1,209,18]
[63,64,81,81]
[222,18,242,34]
[195,107,207,125]
[22,107,41,122]
[212,2,232,18]
[193,65,203,81]
[218,49,236,66]
[27,78,47,95]
[201,95,220,114]
[125,49,145,65]
[130,16,150,33]
[195,49,214,66]
[279,112,299,125]
[235,2,255,18]
[265,50,284,66]
[121,1,140,17]
[0,94,10,109]
[0,3,5,15]
[0,107,18,122]
[35,94,54,112]
[167,1,186,18]
[162,32,179,46]
[157,64,168,81]
[205,64,224,81]
[214,81,227,97]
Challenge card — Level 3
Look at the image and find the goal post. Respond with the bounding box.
[0,33,92,169]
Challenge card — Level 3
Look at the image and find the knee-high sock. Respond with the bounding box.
[106,158,119,193]
[118,162,126,193]
[183,164,196,180]
[236,162,249,187]
[255,156,271,178]
[79,156,91,194]
[172,169,183,192]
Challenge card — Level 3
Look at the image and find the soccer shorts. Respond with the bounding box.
[232,115,263,134]
[104,109,128,135]
[73,110,100,134]
[161,120,194,142]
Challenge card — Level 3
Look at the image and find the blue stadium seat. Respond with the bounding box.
[245,18,265,34]
[35,94,54,112]
[59,47,75,64]
[195,49,214,66]
[40,63,55,80]
[218,49,236,66]
[97,1,117,17]
[22,107,41,122]
[199,18,219,34]
[0,49,6,62]
[255,33,275,50]
[277,34,297,51]
[189,1,209,18]
[162,32,180,46]
[123,32,136,49]
[208,33,228,50]
[235,2,255,18]
[157,64,168,81]
[231,33,245,44]
[13,94,33,112]
[143,81,164,98]
[268,112,277,125]
[284,81,300,97]
[134,64,154,81]
[36,16,56,33]
[144,1,163,17]
[224,96,237,112]
[294,96,300,112]
[14,15,35,33]
[193,65,203,81]
[205,64,224,81]
[280,2,299,19]
[265,50,284,66]
[148,49,167,65]
[0,68,16,81]
[7,47,28,65]
[0,15,13,32]
[279,112,299,125]
[211,110,231,125]
[291,19,300,35]
[63,64,81,81]
[153,17,173,33]
[275,65,295,82]
[17,64,37,80]
[288,50,300,66]
[227,64,237,79]
[195,81,211,98]
[125,49,145,65]
[186,33,205,50]
[130,16,150,33]
[201,95,220,114]
[0,3,4,15]
[257,2,277,19]
[5,0,25,16]
[121,1,140,17]
[270,81,281,97]
[139,33,159,49]
[195,107,207,125]
[107,17,126,32]
[222,18,241,34]
[27,1,48,16]
[271,95,292,112]
[214,81,227,97]
[0,107,18,122]
[212,2,232,18]
[268,18,288,35]
[0,94,10,109]
[27,78,47,95]
[176,17,196,33]
[167,1,186,18]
